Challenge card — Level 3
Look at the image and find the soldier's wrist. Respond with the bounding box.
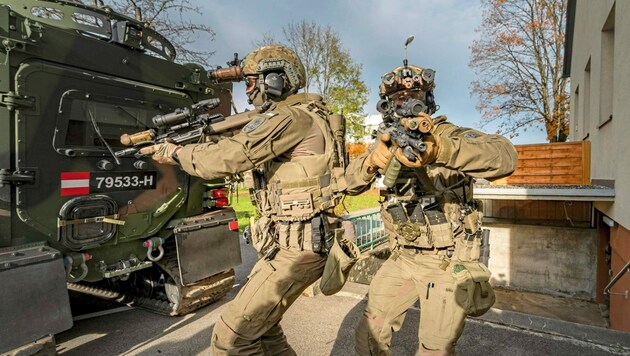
[172,147,182,164]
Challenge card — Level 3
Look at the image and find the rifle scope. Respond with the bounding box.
[152,98,221,127]
[152,108,191,127]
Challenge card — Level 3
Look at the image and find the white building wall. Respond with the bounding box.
[569,0,630,228]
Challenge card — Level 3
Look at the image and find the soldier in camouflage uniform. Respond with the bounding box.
[142,45,354,355]
[346,64,518,355]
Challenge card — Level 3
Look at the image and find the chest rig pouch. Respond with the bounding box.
[248,98,346,253]
[454,200,485,262]
[382,171,455,249]
[382,198,455,249]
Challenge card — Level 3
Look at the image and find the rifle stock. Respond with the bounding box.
[204,112,252,135]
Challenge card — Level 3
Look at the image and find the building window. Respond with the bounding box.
[599,4,615,127]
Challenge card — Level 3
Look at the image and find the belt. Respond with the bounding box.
[399,245,452,256]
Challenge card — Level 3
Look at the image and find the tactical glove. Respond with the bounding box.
[140,142,183,165]
[395,114,440,168]
[366,133,394,175]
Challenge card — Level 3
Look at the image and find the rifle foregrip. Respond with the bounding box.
[383,157,402,188]
[120,130,155,146]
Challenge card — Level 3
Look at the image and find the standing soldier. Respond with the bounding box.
[143,45,349,355]
[348,60,517,355]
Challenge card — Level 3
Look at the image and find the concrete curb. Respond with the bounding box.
[476,308,630,349]
[341,282,630,350]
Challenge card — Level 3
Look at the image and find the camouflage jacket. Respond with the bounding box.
[178,93,330,181]
[344,117,518,198]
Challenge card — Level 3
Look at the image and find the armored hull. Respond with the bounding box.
[0,1,241,352]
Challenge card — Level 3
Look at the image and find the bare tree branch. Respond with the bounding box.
[77,0,215,65]
[470,0,569,142]
[254,20,370,141]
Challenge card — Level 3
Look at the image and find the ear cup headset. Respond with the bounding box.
[263,72,287,98]
[241,45,307,109]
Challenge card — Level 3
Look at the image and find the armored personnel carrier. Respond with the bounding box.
[0,0,242,352]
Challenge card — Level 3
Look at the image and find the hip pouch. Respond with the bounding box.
[452,262,495,317]
[425,210,454,248]
[454,233,482,262]
[320,228,361,296]
[250,216,277,256]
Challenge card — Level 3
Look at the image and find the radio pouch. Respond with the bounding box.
[452,262,495,317]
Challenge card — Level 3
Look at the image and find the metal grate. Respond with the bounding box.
[345,208,388,251]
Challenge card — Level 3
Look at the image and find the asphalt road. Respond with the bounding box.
[56,238,630,356]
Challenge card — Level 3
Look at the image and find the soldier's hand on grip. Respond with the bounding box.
[139,142,183,165]
[395,127,440,168]
[367,133,394,175]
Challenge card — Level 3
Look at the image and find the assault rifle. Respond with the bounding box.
[115,98,251,158]
[374,35,436,188]
[115,54,247,158]
[374,102,433,188]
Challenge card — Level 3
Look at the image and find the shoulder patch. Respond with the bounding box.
[449,127,481,139]
[242,112,278,133]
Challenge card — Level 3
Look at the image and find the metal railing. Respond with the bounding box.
[604,259,630,300]
[344,207,388,251]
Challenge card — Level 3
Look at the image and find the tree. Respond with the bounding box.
[346,142,368,159]
[255,21,370,141]
[81,0,215,65]
[470,0,569,142]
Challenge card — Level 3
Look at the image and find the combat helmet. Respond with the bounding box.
[377,65,437,116]
[379,65,435,98]
[377,36,438,116]
[241,45,306,100]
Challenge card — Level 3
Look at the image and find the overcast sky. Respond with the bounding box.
[187,0,548,144]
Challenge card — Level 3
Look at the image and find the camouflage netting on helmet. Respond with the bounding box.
[379,65,435,98]
[241,45,306,91]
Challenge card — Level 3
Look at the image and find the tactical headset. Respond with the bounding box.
[263,72,288,98]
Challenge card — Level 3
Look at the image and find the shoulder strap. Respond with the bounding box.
[298,100,349,193]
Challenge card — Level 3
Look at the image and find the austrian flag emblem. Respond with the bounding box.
[60,172,90,196]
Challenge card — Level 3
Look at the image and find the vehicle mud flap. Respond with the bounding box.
[174,209,242,286]
[0,244,72,353]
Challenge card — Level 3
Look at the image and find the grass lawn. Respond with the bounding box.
[229,188,381,232]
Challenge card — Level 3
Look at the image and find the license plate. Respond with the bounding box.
[91,171,157,192]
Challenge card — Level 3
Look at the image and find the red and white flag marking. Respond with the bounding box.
[61,172,90,196]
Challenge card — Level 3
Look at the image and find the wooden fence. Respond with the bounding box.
[491,141,591,186]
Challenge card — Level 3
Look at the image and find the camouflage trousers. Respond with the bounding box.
[211,246,327,355]
[355,248,468,356]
